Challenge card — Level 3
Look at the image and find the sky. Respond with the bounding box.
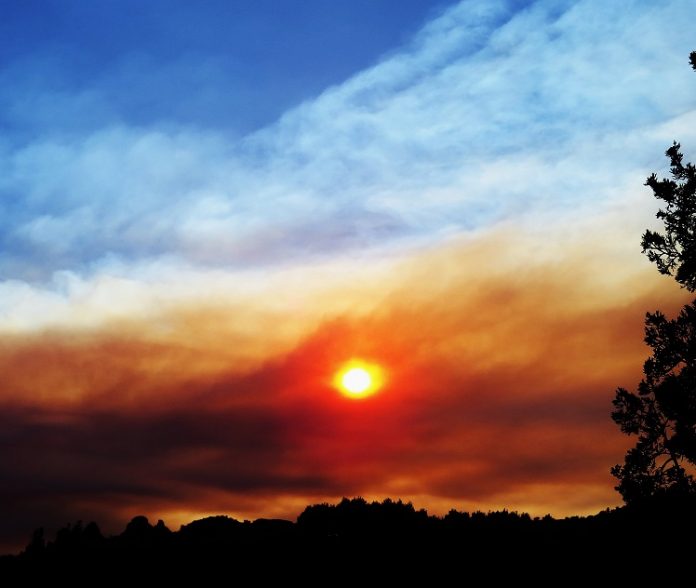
[1,0,695,552]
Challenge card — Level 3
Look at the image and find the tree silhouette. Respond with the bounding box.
[641,143,696,290]
[611,51,696,503]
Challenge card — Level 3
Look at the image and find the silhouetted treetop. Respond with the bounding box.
[642,143,696,291]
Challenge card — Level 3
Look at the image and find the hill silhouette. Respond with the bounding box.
[2,496,695,581]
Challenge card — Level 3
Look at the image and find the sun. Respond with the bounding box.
[334,360,385,399]
[342,367,371,394]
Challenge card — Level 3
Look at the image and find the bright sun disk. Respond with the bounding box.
[342,367,371,393]
[334,361,385,399]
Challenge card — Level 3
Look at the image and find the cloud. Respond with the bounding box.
[1,0,695,283]
[0,221,691,551]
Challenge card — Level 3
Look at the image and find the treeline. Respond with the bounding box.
[2,496,696,579]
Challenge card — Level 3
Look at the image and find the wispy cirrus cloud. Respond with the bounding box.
[1,0,694,289]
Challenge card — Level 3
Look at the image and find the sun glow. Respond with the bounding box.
[342,367,371,393]
[334,360,385,399]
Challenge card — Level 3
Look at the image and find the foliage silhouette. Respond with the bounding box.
[611,51,696,503]
[2,496,696,581]
[641,143,696,290]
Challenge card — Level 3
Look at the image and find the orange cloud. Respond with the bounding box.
[0,220,691,552]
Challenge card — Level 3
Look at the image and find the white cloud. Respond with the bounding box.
[1,0,695,326]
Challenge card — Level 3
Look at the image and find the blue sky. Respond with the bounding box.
[1,0,695,314]
[0,0,452,136]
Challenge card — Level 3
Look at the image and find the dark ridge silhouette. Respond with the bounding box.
[2,496,696,580]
